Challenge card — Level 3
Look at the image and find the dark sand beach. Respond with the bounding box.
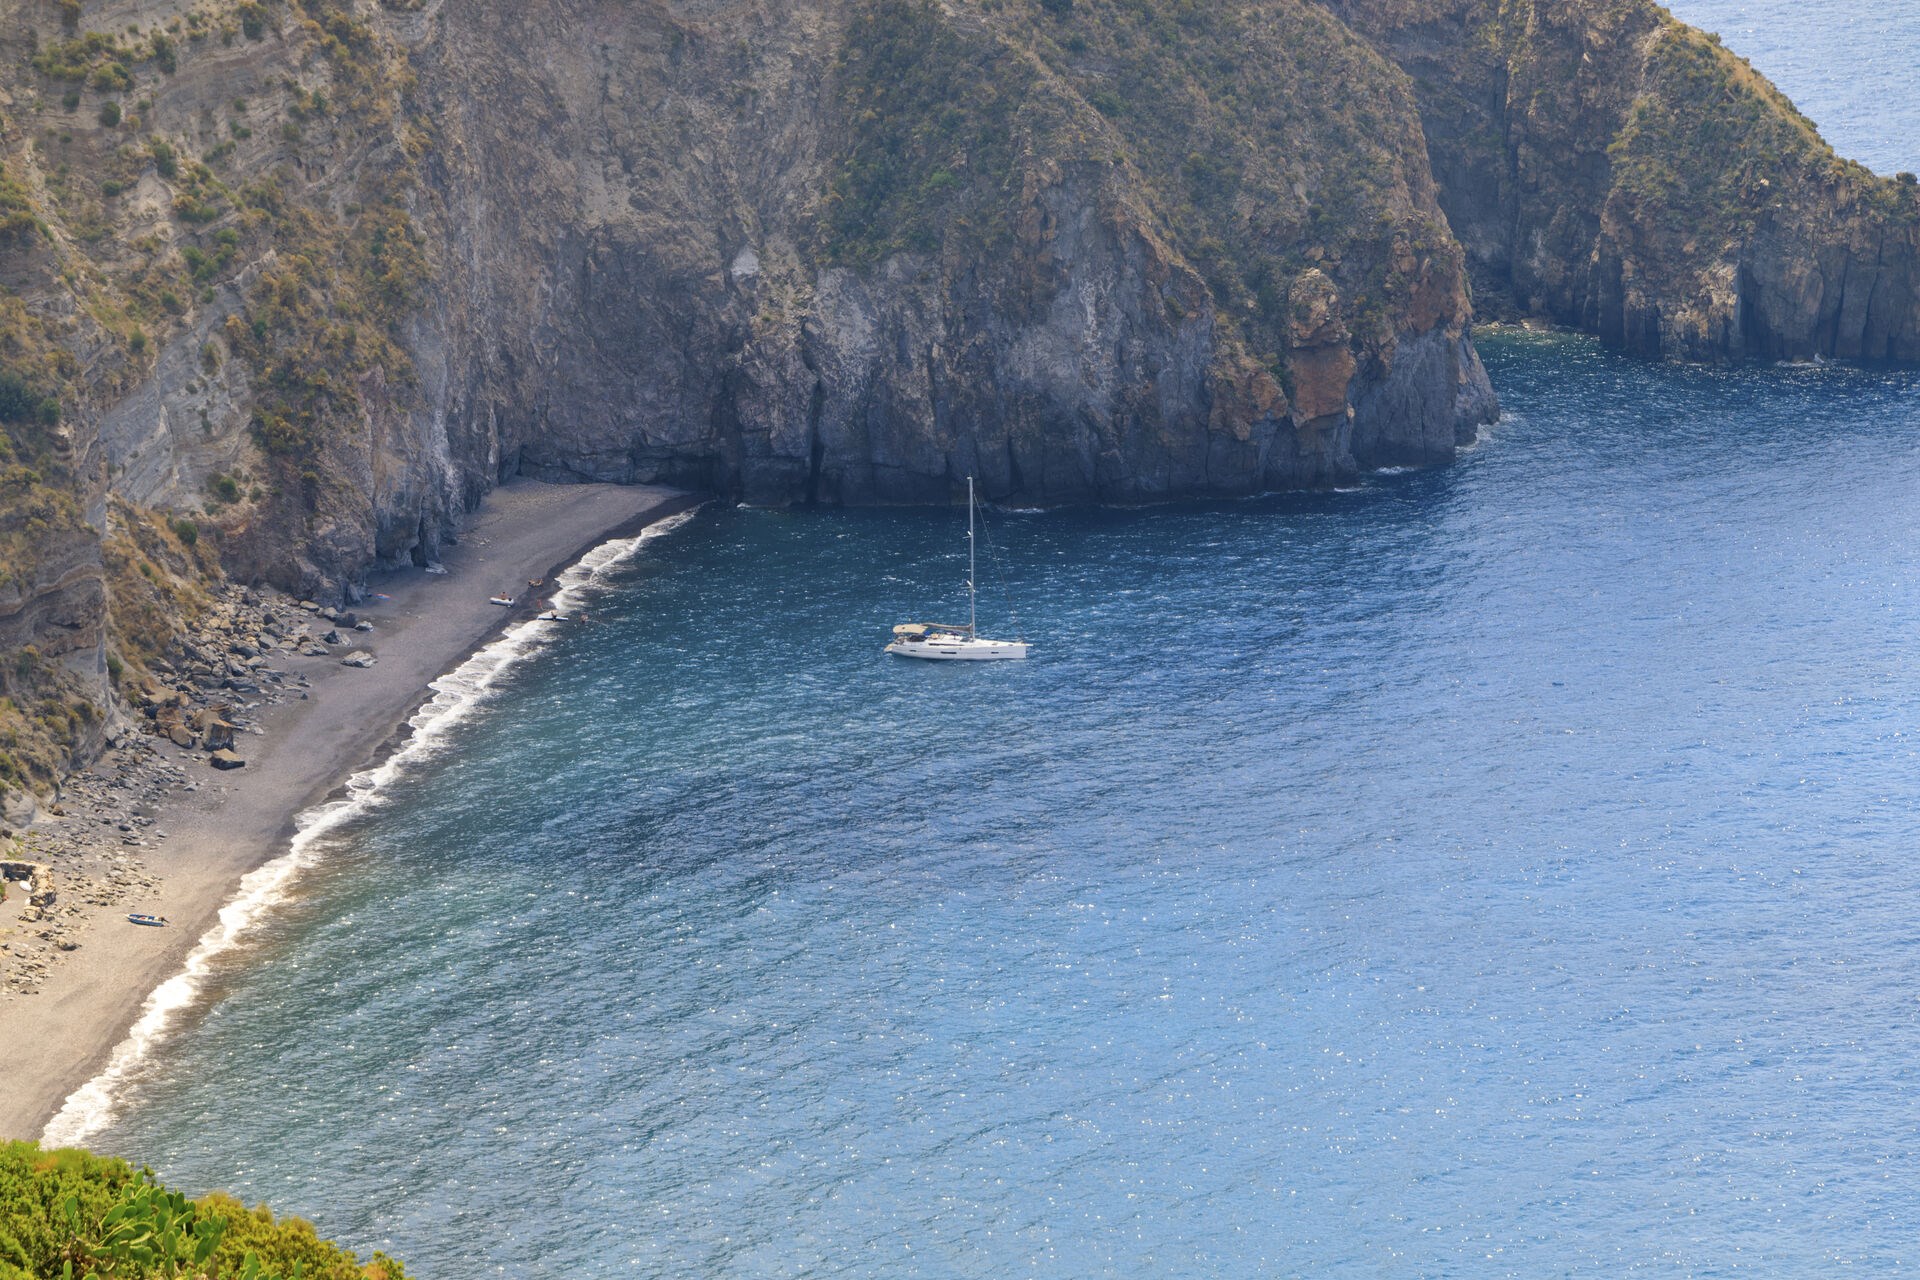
[0,480,696,1140]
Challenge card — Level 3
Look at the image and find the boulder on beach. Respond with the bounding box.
[340,651,377,668]
[210,750,246,770]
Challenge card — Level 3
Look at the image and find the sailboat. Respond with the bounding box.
[886,476,1031,661]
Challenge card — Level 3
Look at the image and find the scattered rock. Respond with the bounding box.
[340,651,377,668]
[4,576,386,999]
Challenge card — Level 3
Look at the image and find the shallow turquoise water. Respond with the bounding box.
[86,330,1920,1275]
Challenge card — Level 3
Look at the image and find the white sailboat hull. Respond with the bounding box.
[889,477,1031,662]
[886,635,1030,661]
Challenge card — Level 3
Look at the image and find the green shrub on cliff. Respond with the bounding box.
[1604,24,1827,259]
[823,0,1029,265]
[31,27,180,86]
[0,373,58,427]
[221,174,425,468]
[0,1141,406,1280]
[0,166,43,245]
[821,0,1452,364]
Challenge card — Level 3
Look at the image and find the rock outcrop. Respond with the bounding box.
[403,0,1496,511]
[1331,0,1920,360]
[5,0,1497,563]
[0,0,1912,798]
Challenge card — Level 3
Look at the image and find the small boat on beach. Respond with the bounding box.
[886,477,1030,662]
[127,913,168,927]
[489,595,516,607]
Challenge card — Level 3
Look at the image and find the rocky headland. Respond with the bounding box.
[1,0,1916,844]
[1330,0,1920,362]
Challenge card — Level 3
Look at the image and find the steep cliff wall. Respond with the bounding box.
[5,0,1912,801]
[408,0,1495,508]
[1331,0,1920,360]
[0,0,1499,800]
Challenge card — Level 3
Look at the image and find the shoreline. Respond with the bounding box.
[0,480,700,1142]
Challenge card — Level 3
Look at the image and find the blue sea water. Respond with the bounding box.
[1664,0,1920,175]
[73,12,1920,1271]
[80,330,1920,1276]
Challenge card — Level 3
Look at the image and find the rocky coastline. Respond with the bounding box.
[5,0,1916,819]
[2,0,1918,1069]
[0,480,691,1141]
[1,580,341,1000]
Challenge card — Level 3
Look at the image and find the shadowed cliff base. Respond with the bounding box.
[0,0,1913,808]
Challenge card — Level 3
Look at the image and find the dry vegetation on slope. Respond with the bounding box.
[1331,0,1920,359]
[1,0,1914,806]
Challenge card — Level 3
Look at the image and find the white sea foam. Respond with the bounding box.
[40,507,698,1148]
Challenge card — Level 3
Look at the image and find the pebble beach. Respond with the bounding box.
[0,480,696,1140]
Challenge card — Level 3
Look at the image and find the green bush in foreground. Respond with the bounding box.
[0,1143,404,1280]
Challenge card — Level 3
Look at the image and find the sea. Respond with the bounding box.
[52,11,1920,1277]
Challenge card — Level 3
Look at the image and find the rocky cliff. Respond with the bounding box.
[408,0,1498,510]
[1,0,1502,797]
[0,0,1909,801]
[1331,0,1920,361]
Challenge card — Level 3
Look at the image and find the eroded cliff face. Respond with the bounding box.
[0,0,1502,799]
[408,0,1494,511]
[0,0,1909,799]
[1332,0,1920,361]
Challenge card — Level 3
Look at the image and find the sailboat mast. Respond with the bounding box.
[967,475,977,635]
